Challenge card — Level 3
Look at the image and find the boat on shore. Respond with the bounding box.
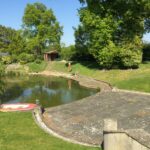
[0,103,37,112]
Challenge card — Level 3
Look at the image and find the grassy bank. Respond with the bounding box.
[27,61,48,72]
[0,112,100,150]
[48,61,150,93]
[6,61,150,92]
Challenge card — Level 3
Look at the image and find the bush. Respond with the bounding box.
[60,45,76,61]
[35,59,42,64]
[11,54,19,63]
[97,36,142,69]
[119,37,143,68]
[97,42,118,69]
[96,38,142,69]
[1,56,12,64]
[119,48,142,69]
[18,53,34,64]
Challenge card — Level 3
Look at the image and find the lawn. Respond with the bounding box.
[0,112,100,150]
[48,61,150,93]
[27,61,48,72]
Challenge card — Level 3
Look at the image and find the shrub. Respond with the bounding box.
[18,53,34,64]
[35,59,42,64]
[60,45,76,61]
[119,48,142,69]
[97,38,142,69]
[11,54,19,63]
[97,41,118,69]
[119,37,143,68]
[1,56,12,64]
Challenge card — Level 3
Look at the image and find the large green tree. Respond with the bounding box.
[74,25,94,60]
[0,25,26,63]
[0,25,25,55]
[75,0,150,68]
[22,2,63,58]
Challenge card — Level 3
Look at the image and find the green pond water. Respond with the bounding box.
[0,76,98,108]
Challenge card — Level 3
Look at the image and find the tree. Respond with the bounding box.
[22,2,63,59]
[74,25,94,60]
[0,25,26,63]
[61,45,76,61]
[76,0,150,68]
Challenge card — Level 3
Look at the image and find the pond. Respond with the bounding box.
[0,75,98,108]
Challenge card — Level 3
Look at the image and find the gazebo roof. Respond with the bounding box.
[44,50,58,54]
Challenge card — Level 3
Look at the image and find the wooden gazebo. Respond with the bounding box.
[44,50,59,61]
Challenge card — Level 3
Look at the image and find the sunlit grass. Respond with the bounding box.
[0,112,100,150]
[28,61,48,72]
[49,61,150,93]
[48,61,68,72]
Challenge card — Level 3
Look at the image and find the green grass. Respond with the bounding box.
[0,112,100,150]
[27,61,48,72]
[48,61,150,93]
[46,61,69,72]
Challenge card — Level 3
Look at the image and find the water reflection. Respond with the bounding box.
[0,75,98,107]
[68,79,72,90]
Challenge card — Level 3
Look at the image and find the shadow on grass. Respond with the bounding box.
[72,61,100,70]
[142,61,150,64]
[72,61,132,70]
[68,60,148,71]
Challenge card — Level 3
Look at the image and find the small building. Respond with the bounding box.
[44,50,59,61]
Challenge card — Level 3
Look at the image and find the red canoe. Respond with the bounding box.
[0,103,38,112]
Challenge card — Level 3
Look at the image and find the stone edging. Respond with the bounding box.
[113,88,150,96]
[32,107,99,147]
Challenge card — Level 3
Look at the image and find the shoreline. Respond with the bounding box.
[29,71,112,92]
[29,71,150,95]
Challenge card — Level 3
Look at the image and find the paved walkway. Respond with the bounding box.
[43,91,150,146]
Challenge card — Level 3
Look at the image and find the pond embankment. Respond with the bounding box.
[35,91,150,147]
[30,70,112,92]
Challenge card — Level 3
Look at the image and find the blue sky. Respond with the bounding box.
[0,0,149,45]
[0,0,81,46]
[143,33,150,43]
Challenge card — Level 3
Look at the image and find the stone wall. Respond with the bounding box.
[104,119,150,150]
